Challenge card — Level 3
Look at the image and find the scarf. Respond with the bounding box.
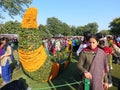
[89,48,108,90]
[83,46,98,52]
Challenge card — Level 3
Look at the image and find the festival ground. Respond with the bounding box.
[0,51,119,90]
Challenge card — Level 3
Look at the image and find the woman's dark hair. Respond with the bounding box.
[0,38,2,45]
[1,37,9,50]
[96,33,104,40]
[88,34,99,42]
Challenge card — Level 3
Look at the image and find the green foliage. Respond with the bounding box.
[109,17,120,35]
[70,26,76,36]
[1,21,52,39]
[61,23,70,36]
[84,22,98,34]
[51,50,68,63]
[46,17,73,36]
[39,24,53,38]
[18,28,42,51]
[99,30,111,35]
[1,18,99,40]
[1,17,99,37]
[76,26,85,35]
[1,21,22,34]
[0,21,42,50]
[0,0,32,18]
[0,23,4,34]
[71,22,98,36]
[18,27,52,82]
[46,17,99,36]
[79,23,98,35]
[47,17,63,36]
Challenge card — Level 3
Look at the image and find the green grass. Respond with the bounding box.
[109,63,120,90]
[0,52,120,90]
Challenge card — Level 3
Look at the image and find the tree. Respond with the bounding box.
[76,26,85,36]
[70,26,76,36]
[109,17,120,35]
[99,30,110,35]
[39,24,52,38]
[61,22,70,36]
[0,23,4,34]
[75,22,98,36]
[1,20,22,34]
[46,17,63,36]
[84,22,98,34]
[0,0,32,19]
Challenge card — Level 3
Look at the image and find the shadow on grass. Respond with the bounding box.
[111,76,120,88]
[48,60,83,90]
[72,52,79,61]
[10,59,18,74]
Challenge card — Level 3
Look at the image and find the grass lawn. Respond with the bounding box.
[0,51,120,90]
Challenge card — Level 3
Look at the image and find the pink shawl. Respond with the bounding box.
[89,48,108,90]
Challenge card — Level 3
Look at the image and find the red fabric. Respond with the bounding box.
[83,46,98,52]
[117,42,120,47]
[101,46,113,56]
[53,47,57,55]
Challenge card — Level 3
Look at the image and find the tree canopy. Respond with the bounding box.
[0,0,32,19]
[1,17,99,37]
[46,17,63,36]
[0,20,22,34]
[109,17,120,35]
[84,22,98,34]
[99,29,110,35]
[39,24,52,38]
[46,17,98,36]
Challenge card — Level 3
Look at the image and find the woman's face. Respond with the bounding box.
[1,40,6,46]
[88,38,98,49]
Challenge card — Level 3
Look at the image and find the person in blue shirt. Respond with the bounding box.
[72,38,76,52]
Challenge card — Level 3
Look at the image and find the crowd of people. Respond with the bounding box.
[76,32,120,90]
[43,33,120,90]
[0,33,120,90]
[42,36,83,56]
[42,32,120,90]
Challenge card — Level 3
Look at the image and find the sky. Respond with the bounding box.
[2,0,120,31]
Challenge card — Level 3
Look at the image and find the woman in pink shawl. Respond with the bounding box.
[77,34,109,90]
